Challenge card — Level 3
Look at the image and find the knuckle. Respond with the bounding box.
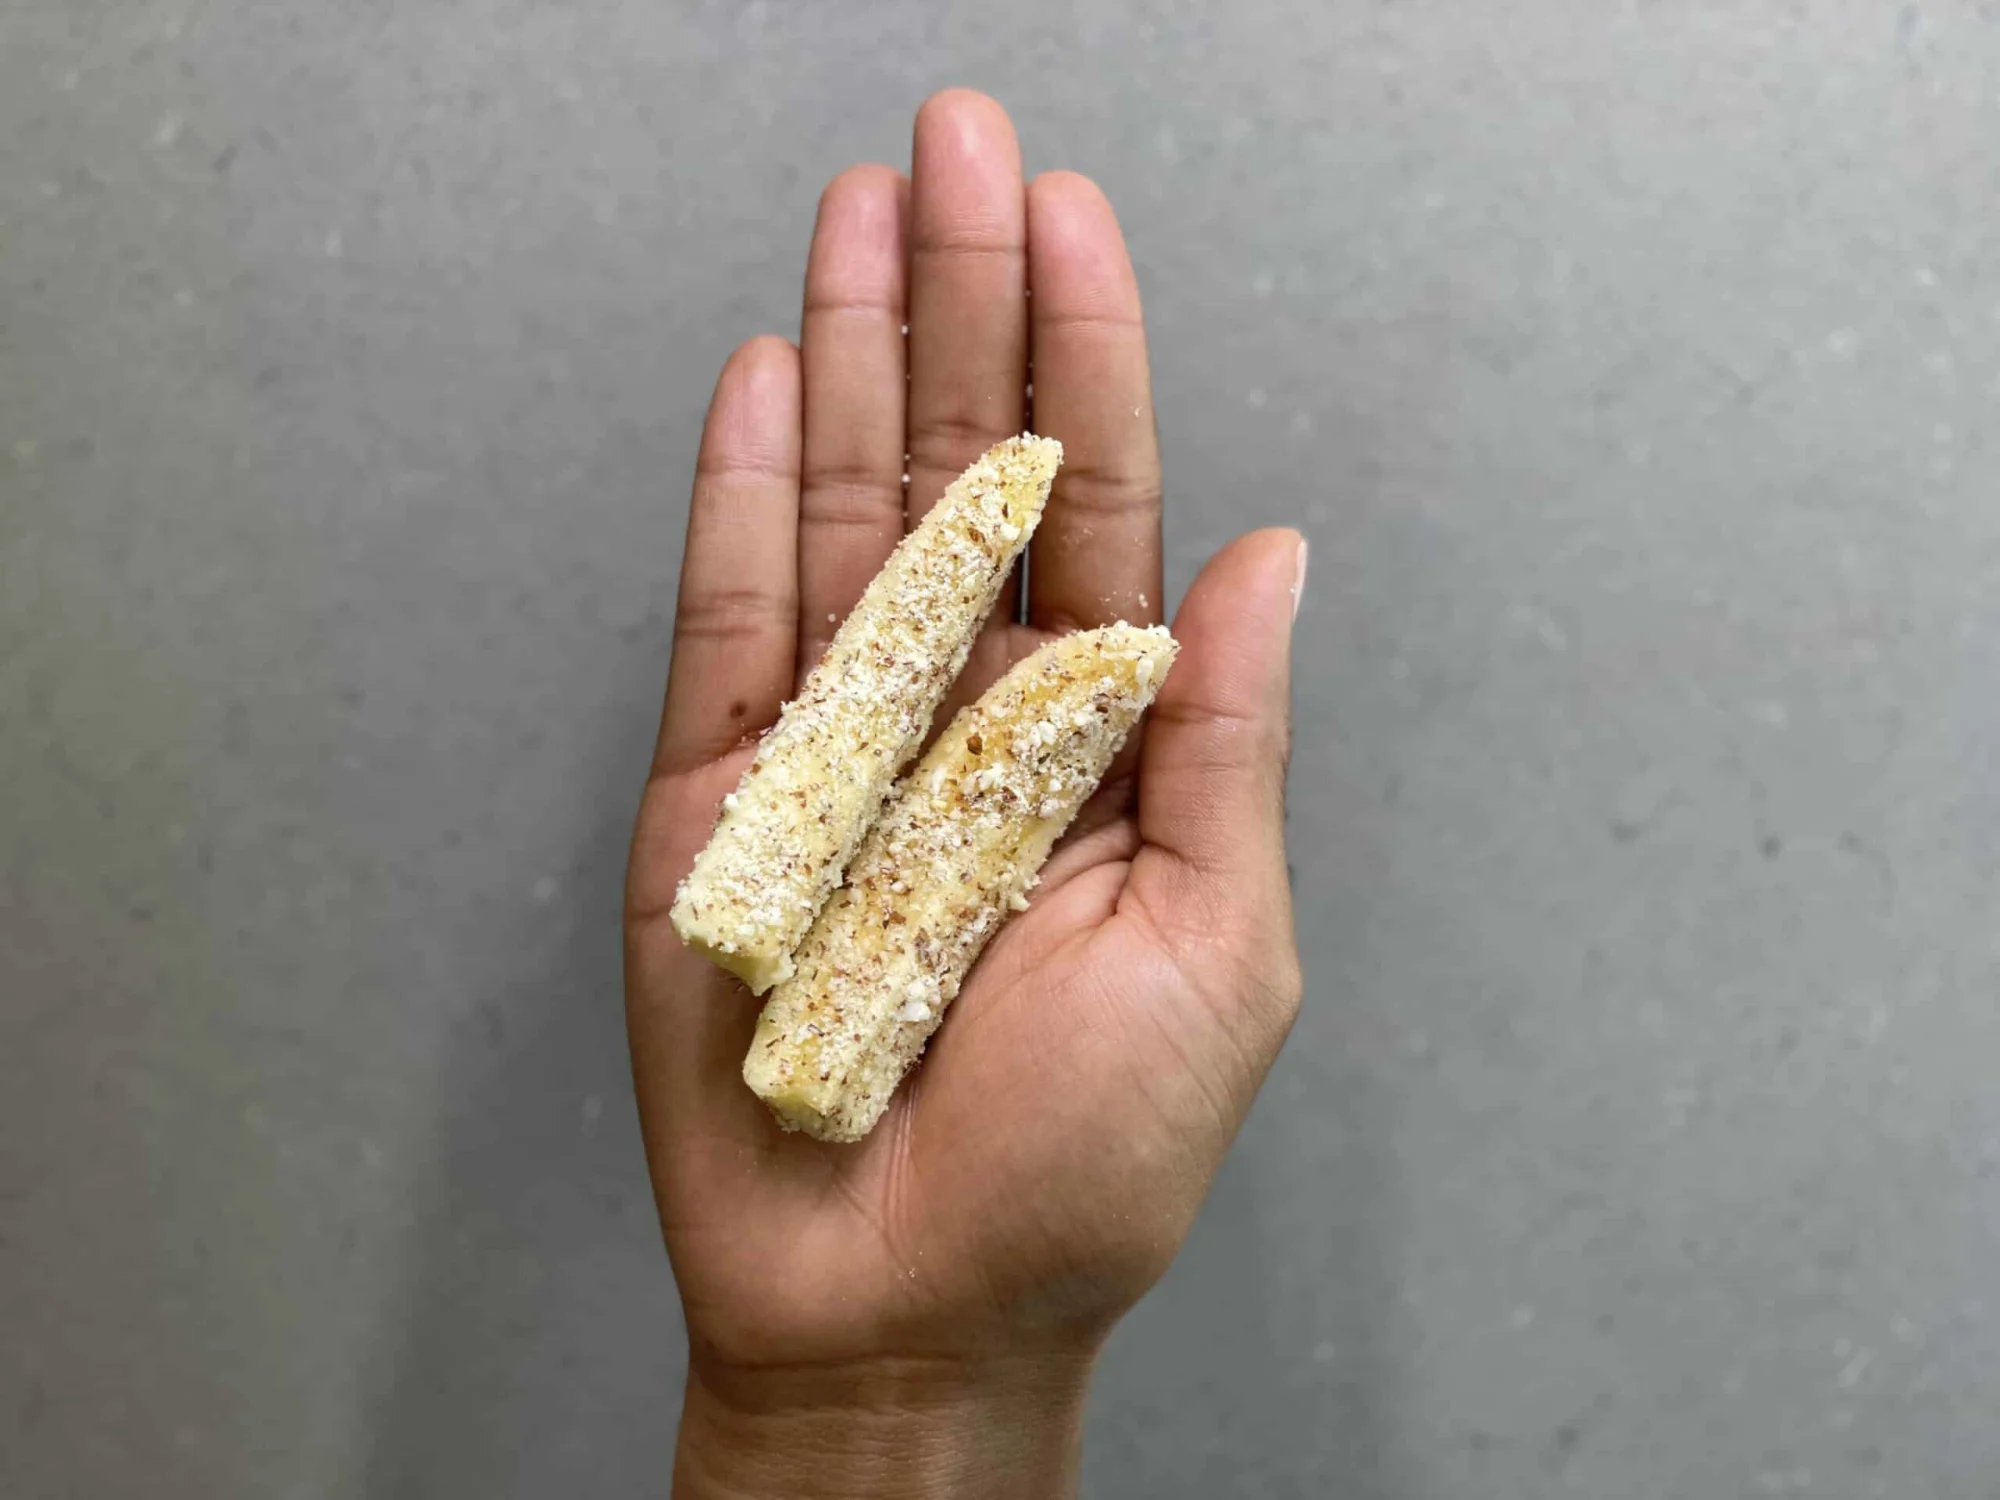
[799,473,901,532]
[693,452,794,489]
[907,411,1015,474]
[1053,461,1160,521]
[675,585,792,643]
[1035,306,1145,339]
[802,289,901,318]
[912,222,1024,259]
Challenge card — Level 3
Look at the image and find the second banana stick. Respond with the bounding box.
[745,623,1178,1141]
[671,436,1060,993]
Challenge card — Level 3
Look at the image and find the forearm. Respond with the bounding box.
[673,1351,1094,1500]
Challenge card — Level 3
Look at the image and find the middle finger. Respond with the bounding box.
[904,90,1030,630]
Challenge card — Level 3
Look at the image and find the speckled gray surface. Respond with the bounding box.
[5,3,1999,1497]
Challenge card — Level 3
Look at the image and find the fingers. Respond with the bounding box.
[1132,529,1305,946]
[1025,172,1163,632]
[652,336,802,778]
[796,165,911,674]
[905,90,1029,615]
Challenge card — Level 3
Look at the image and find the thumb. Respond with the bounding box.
[1133,528,1304,952]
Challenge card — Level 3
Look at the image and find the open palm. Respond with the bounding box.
[625,93,1303,1397]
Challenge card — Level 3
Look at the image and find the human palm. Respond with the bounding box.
[624,91,1304,1446]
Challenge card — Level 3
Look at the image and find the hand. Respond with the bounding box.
[625,91,1306,1499]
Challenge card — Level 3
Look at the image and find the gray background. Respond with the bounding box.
[4,2,1997,1496]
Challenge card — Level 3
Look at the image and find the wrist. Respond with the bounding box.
[673,1346,1095,1500]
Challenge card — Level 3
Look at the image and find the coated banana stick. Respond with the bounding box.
[670,436,1061,993]
[744,623,1178,1141]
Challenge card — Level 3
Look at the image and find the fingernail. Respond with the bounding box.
[1291,536,1310,624]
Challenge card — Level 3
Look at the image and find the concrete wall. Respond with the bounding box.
[5,3,1997,1494]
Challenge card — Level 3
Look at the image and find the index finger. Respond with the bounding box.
[651,336,802,779]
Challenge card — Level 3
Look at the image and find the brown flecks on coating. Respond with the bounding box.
[743,623,1177,1138]
[667,436,1061,990]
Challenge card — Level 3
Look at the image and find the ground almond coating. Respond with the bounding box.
[669,436,1060,993]
[743,623,1179,1141]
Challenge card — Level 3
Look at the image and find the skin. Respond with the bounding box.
[625,90,1307,1499]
